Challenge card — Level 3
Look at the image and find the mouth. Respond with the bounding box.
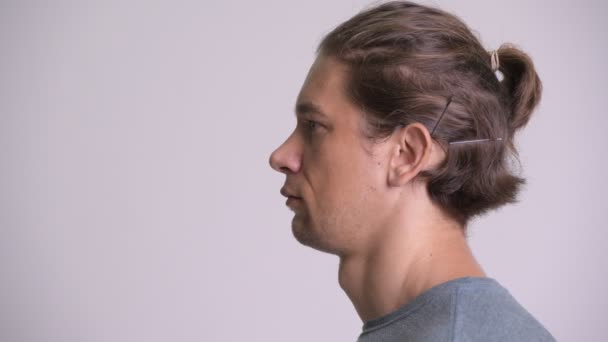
[280,187,302,206]
[285,196,303,209]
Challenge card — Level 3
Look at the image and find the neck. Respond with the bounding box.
[337,200,485,323]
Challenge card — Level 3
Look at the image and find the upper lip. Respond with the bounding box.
[280,187,301,199]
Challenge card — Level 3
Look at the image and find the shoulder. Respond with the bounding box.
[450,278,556,342]
[357,277,556,342]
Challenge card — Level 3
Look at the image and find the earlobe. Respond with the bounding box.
[387,123,432,187]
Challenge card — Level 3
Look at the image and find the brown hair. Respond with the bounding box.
[317,1,542,227]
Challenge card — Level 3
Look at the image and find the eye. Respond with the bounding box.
[298,119,324,141]
[307,120,319,130]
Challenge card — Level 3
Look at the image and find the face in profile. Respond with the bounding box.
[269,56,392,256]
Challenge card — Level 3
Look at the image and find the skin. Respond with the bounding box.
[268,55,485,323]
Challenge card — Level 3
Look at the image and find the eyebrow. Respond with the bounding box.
[294,101,329,119]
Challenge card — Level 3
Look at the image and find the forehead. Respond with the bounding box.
[295,56,363,122]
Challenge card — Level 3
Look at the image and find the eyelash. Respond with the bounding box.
[299,119,323,141]
[306,120,319,131]
[299,119,321,132]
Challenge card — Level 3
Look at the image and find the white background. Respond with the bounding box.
[1,0,606,341]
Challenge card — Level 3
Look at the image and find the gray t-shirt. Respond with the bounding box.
[356,277,555,342]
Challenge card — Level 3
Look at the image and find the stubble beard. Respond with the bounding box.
[291,213,319,249]
[291,209,340,255]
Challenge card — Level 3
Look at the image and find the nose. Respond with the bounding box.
[269,133,301,174]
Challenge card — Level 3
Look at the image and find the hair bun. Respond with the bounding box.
[496,43,543,132]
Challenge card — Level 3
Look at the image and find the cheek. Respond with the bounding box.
[324,152,380,203]
[302,155,349,211]
[302,135,385,208]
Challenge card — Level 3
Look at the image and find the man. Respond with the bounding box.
[269,1,554,341]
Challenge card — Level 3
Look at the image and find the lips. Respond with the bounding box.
[280,187,302,208]
[280,187,302,200]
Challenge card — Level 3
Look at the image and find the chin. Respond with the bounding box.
[291,218,339,255]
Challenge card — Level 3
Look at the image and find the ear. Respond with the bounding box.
[387,123,433,187]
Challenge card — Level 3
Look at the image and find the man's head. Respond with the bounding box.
[269,1,542,255]
[269,55,445,256]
